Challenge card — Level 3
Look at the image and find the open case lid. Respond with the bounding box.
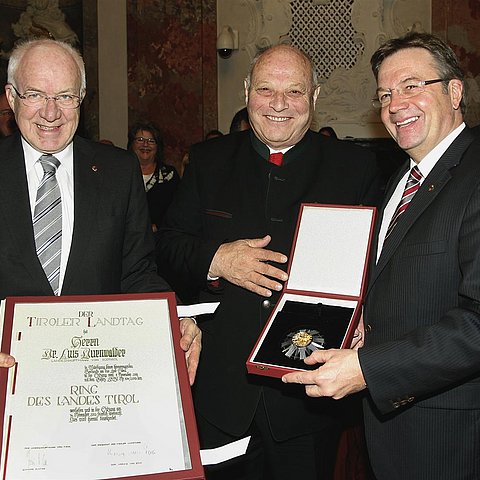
[286,204,376,298]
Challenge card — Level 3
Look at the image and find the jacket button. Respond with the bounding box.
[365,324,373,333]
[262,299,272,309]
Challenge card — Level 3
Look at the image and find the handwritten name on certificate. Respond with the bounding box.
[0,294,202,480]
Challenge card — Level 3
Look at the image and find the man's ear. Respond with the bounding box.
[244,79,249,104]
[5,85,16,112]
[449,79,463,110]
[312,85,321,108]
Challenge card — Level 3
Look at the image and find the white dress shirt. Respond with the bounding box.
[377,123,466,261]
[268,146,294,155]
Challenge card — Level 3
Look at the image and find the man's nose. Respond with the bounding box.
[388,90,409,112]
[269,91,288,111]
[39,98,62,120]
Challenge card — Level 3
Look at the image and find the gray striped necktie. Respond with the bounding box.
[33,154,62,295]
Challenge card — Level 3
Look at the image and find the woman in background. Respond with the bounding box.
[128,121,180,231]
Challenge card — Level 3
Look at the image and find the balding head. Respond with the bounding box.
[244,44,320,149]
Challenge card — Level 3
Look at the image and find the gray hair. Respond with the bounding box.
[8,38,86,98]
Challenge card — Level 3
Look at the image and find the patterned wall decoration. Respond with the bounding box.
[127,0,217,173]
[432,0,480,127]
[80,0,98,141]
[286,0,432,137]
[290,0,363,80]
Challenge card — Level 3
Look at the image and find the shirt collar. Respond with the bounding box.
[413,122,465,178]
[22,137,74,176]
[250,129,312,165]
[269,145,294,155]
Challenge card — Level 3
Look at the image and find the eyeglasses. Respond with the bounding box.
[134,137,157,145]
[372,78,446,108]
[9,84,82,109]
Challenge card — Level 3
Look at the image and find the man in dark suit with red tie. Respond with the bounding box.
[156,44,380,479]
[0,38,201,382]
[283,32,480,479]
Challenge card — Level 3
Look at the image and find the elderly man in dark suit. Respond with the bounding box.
[283,32,480,479]
[156,44,380,479]
[0,38,200,383]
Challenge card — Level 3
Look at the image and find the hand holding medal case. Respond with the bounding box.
[246,204,376,378]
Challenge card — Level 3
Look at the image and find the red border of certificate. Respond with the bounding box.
[0,292,204,480]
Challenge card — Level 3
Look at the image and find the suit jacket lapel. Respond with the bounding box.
[62,136,102,291]
[368,128,475,293]
[0,135,52,291]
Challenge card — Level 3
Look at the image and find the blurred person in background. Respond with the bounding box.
[205,129,223,140]
[229,107,250,133]
[128,121,180,231]
[318,126,337,139]
[0,90,18,138]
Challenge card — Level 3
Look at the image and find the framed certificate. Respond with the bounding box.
[0,293,204,480]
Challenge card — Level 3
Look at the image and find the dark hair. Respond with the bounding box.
[205,129,223,140]
[319,126,337,139]
[127,121,165,164]
[370,32,467,113]
[229,107,250,133]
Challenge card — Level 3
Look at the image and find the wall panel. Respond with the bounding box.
[127,0,217,171]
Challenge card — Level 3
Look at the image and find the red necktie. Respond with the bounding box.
[385,165,423,239]
[269,152,284,166]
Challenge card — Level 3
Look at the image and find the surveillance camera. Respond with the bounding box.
[217,48,233,59]
[217,26,238,59]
